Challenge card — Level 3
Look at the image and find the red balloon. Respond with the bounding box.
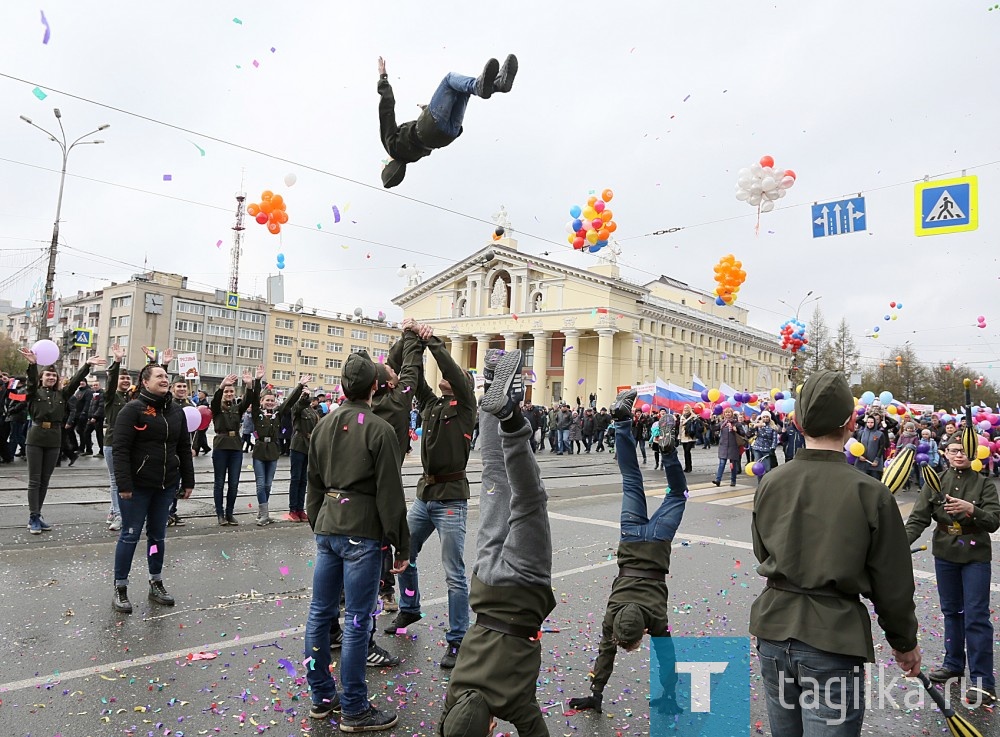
[572,236,585,249]
[760,155,775,168]
[255,212,268,225]
[784,169,796,180]
[197,406,213,431]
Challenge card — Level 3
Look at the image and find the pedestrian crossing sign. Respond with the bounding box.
[226,292,240,310]
[72,328,93,348]
[915,175,978,236]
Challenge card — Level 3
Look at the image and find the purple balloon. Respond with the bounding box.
[846,453,857,465]
[751,461,766,476]
[701,390,710,402]
[915,453,930,466]
[713,405,724,415]
[916,442,930,454]
[774,392,785,400]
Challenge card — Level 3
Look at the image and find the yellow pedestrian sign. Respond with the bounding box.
[914,175,978,236]
[72,328,93,348]
[226,292,240,310]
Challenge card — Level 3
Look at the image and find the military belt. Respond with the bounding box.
[766,578,858,600]
[423,471,466,486]
[39,421,54,429]
[936,522,983,536]
[618,566,666,582]
[226,431,237,437]
[325,488,350,499]
[476,613,541,640]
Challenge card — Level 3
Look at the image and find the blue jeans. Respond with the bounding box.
[212,448,243,516]
[558,428,570,453]
[305,534,382,717]
[397,498,469,644]
[252,458,277,504]
[935,558,995,691]
[757,638,866,737]
[114,484,176,586]
[616,420,686,542]
[635,437,647,462]
[105,445,120,517]
[289,449,308,512]
[716,457,740,484]
[427,73,477,139]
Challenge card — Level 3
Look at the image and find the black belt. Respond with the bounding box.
[476,613,541,640]
[618,566,666,582]
[766,578,858,600]
[423,471,467,486]
[936,522,983,536]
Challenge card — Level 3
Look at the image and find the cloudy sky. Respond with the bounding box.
[2,1,999,378]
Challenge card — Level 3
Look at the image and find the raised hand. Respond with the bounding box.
[377,56,387,77]
[86,355,107,367]
[161,348,174,365]
[401,317,416,332]
[418,324,434,341]
[19,348,37,365]
[255,364,265,381]
[221,373,238,388]
[111,342,125,362]
[141,346,156,361]
[241,368,253,385]
[298,374,313,386]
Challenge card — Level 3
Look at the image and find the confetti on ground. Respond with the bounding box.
[279,565,289,576]
[221,550,230,560]
[186,651,218,661]
[32,86,47,100]
[162,174,172,181]
[277,658,296,676]
[40,10,51,44]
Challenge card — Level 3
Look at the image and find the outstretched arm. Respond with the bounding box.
[377,58,399,157]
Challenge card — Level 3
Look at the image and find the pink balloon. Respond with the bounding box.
[32,339,60,366]
[594,200,606,214]
[592,218,603,230]
[641,403,651,414]
[700,409,711,420]
[183,405,201,432]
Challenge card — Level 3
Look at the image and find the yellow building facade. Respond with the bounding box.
[393,241,790,409]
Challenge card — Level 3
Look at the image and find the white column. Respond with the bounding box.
[531,331,549,406]
[502,331,519,353]
[449,334,465,369]
[597,328,617,410]
[563,329,580,404]
[474,333,490,377]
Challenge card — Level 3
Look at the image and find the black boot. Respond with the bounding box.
[475,58,500,99]
[113,585,132,613]
[149,579,175,606]
[494,54,518,93]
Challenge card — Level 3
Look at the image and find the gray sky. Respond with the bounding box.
[2,1,999,380]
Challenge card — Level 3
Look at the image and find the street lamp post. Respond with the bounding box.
[19,109,109,342]
[778,292,822,396]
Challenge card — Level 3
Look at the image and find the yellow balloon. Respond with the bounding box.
[850,442,865,457]
[891,314,898,320]
[746,465,756,477]
[586,230,599,244]
[582,207,598,220]
[707,388,721,402]
[971,459,984,472]
[964,378,972,388]
[887,405,898,415]
[771,388,779,398]
[977,445,991,460]
[567,234,576,245]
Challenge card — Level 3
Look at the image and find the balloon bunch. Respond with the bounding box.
[779,318,808,353]
[247,190,289,235]
[977,314,987,329]
[870,302,903,338]
[276,252,285,271]
[734,155,796,213]
[712,254,746,306]
[565,189,617,253]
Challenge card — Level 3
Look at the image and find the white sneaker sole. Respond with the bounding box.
[480,351,523,416]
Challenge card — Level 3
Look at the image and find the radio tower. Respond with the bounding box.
[229,191,246,374]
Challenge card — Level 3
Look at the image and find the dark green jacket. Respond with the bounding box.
[590,542,672,694]
[905,466,1000,564]
[291,395,320,454]
[373,331,422,459]
[26,362,91,448]
[211,385,252,451]
[415,336,476,501]
[305,399,409,560]
[378,79,439,162]
[750,448,918,661]
[250,380,303,462]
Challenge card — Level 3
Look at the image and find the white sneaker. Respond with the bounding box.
[108,516,122,531]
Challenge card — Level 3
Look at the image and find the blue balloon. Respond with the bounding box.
[277,253,285,261]
[572,219,583,231]
[860,391,875,405]
[588,245,601,253]
[569,205,582,219]
[873,326,880,332]
[879,391,893,405]
[277,262,285,270]
[716,297,725,306]
[416,427,422,437]
[884,315,890,321]
[896,302,903,309]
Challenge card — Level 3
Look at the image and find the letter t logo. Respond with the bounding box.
[675,661,728,712]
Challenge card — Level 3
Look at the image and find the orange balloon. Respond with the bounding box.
[277,211,289,224]
[259,200,274,214]
[247,203,260,216]
[587,195,597,207]
[261,190,273,202]
[271,194,284,208]
[602,189,614,202]
[600,209,613,223]
[597,227,610,241]
[606,221,617,233]
[267,222,281,235]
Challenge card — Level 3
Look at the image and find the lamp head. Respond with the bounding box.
[53,108,62,119]
[19,115,32,124]
[98,124,110,131]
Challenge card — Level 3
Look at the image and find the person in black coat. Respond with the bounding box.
[377,54,518,188]
[111,363,195,614]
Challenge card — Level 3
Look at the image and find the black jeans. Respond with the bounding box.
[26,444,60,515]
[681,441,695,472]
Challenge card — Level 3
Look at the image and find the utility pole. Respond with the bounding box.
[230,192,246,375]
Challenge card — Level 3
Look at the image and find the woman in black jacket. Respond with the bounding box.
[211,370,254,526]
[111,363,195,613]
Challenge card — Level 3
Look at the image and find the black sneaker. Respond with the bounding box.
[339,706,398,733]
[611,389,637,422]
[474,58,500,99]
[225,514,239,526]
[482,348,506,391]
[168,513,185,526]
[148,579,175,606]
[480,349,524,418]
[367,642,400,668]
[494,54,518,93]
[330,628,343,650]
[383,611,422,635]
[440,643,460,670]
[113,585,132,613]
[310,693,342,719]
[927,666,963,683]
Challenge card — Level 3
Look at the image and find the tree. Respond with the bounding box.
[0,334,27,376]
[802,304,833,374]
[829,317,861,376]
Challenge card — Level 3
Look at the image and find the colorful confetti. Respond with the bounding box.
[332,205,341,223]
[233,17,243,24]
[40,10,51,44]
[188,140,206,157]
[357,412,365,425]
[162,174,172,182]
[277,658,296,676]
[149,544,158,555]
[32,86,47,100]
[279,565,289,576]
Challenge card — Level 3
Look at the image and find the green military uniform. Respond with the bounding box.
[414,336,476,500]
[102,361,130,446]
[291,394,320,454]
[210,385,252,450]
[373,330,422,457]
[249,380,303,463]
[26,362,91,448]
[905,466,1000,563]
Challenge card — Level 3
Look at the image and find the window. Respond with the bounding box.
[111,296,132,309]
[301,355,318,367]
[372,348,389,360]
[273,352,292,364]
[350,345,367,354]
[326,342,343,352]
[649,348,653,367]
[109,317,118,328]
[240,311,265,324]
[272,370,293,382]
[206,306,227,318]
[239,328,264,341]
[206,323,234,337]
[671,327,677,339]
[374,333,391,344]
[275,318,294,329]
[116,335,130,347]
[669,354,675,373]
[350,329,368,340]
[176,302,205,315]
[325,374,341,385]
[174,339,202,353]
[175,319,203,333]
[274,335,293,346]
[237,346,262,360]
[301,339,319,350]
[204,361,231,376]
[326,358,343,369]
[302,321,320,333]
[118,315,130,327]
[659,351,664,371]
[206,342,232,356]
[327,326,344,337]
[681,329,687,342]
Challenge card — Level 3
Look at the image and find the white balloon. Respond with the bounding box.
[780,176,795,189]
[761,176,777,192]
[565,221,576,233]
[738,167,751,178]
[761,200,775,212]
[778,188,788,198]
[737,176,752,189]
[283,173,297,187]
[582,219,594,231]
[750,163,763,175]
[750,182,763,195]
[761,166,773,176]
[749,193,762,206]
[736,190,750,202]
[766,189,780,200]
[773,169,785,180]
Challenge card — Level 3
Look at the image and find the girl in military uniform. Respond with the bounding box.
[249,370,308,526]
[210,370,254,525]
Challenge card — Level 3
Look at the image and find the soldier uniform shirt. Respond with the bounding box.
[26,363,92,448]
[291,397,319,454]
[211,387,252,451]
[250,381,304,463]
[905,466,1000,563]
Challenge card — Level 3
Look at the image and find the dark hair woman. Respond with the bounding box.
[211,369,254,526]
[111,363,195,613]
[20,347,105,534]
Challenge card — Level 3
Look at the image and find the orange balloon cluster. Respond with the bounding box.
[247,190,289,235]
[565,189,617,253]
[712,254,746,306]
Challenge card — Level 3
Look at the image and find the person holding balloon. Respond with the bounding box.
[852,415,888,480]
[20,343,105,534]
[749,412,780,484]
[211,369,256,526]
[712,407,746,487]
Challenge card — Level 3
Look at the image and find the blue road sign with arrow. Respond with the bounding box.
[812,197,866,238]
